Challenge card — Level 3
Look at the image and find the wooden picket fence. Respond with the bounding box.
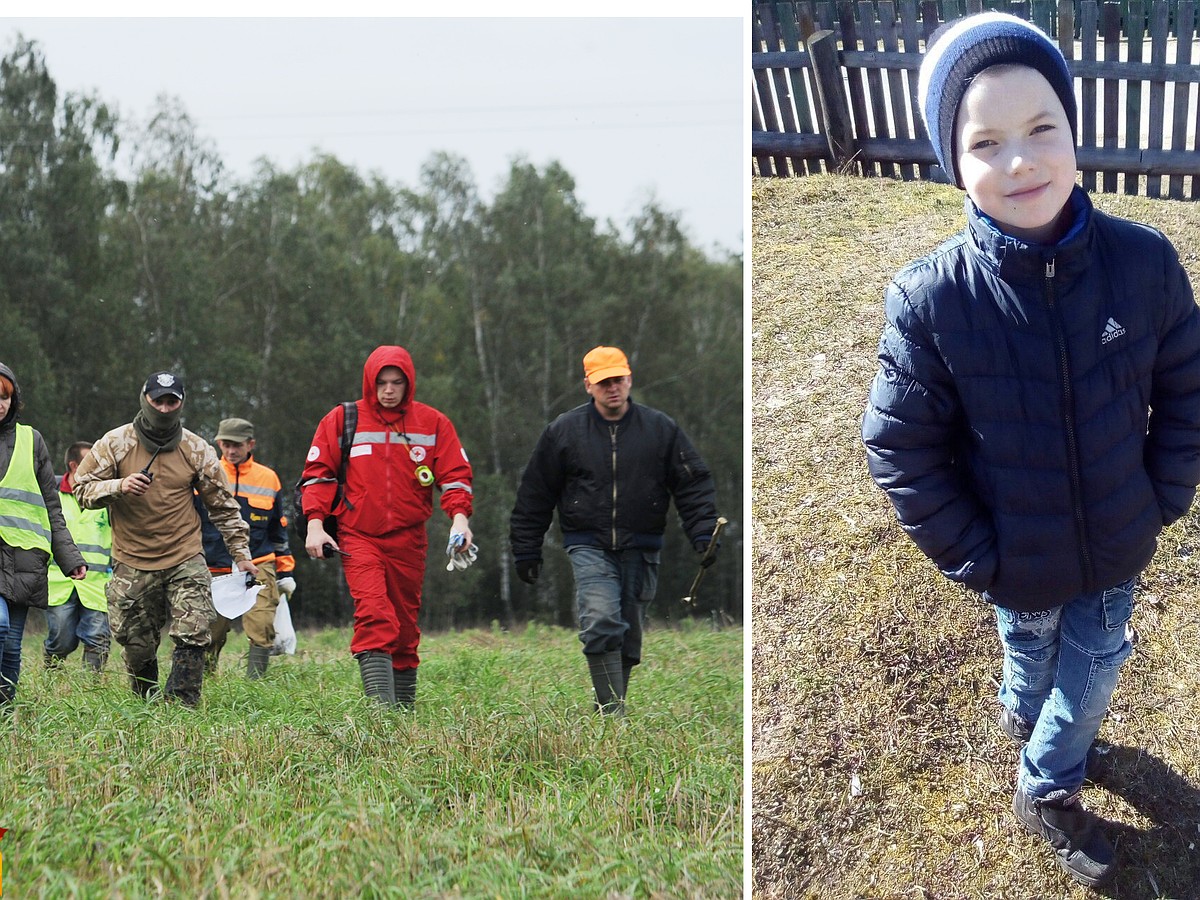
[753,0,1200,199]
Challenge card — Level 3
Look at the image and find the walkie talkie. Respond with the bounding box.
[139,446,162,483]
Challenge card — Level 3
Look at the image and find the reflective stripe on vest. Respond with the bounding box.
[47,491,111,610]
[354,431,436,447]
[0,424,52,552]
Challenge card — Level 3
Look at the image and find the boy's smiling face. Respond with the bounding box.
[956,64,1077,244]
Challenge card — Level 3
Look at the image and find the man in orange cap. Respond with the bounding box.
[509,346,720,715]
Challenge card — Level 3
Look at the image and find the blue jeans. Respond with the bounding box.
[996,577,1136,798]
[567,546,659,660]
[0,595,31,699]
[45,590,111,659]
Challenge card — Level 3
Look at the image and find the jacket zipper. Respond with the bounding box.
[610,424,619,549]
[1045,256,1093,588]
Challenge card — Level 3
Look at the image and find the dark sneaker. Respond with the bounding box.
[1013,788,1117,887]
[998,708,1110,781]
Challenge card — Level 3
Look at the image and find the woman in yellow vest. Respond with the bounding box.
[0,362,86,707]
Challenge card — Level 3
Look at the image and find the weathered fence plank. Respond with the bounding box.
[809,30,858,168]
[1126,0,1147,195]
[752,10,783,176]
[857,2,897,178]
[1102,3,1121,193]
[1169,1,1195,197]
[1148,1,1170,197]
[1080,2,1099,191]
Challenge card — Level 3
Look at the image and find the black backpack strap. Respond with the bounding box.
[294,401,359,519]
[337,401,356,510]
[339,401,357,483]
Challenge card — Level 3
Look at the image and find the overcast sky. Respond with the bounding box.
[1,15,745,257]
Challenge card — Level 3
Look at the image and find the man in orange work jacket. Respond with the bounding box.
[298,345,475,708]
[197,417,295,679]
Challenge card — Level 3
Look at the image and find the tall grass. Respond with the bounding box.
[1,621,741,898]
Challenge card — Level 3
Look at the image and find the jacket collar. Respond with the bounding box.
[222,456,254,479]
[587,397,635,426]
[965,186,1093,286]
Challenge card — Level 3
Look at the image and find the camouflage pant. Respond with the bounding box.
[210,562,279,653]
[106,555,216,674]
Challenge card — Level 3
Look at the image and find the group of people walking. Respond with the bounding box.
[0,344,720,719]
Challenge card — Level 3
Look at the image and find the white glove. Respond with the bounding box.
[276,576,297,596]
[445,532,479,571]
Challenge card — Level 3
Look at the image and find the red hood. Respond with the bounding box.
[362,346,417,416]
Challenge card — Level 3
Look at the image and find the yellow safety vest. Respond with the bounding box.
[0,424,51,553]
[47,490,110,611]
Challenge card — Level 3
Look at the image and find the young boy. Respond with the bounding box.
[861,12,1200,887]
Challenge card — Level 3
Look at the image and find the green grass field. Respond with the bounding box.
[0,621,741,899]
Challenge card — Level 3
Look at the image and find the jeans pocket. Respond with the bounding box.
[1081,637,1134,715]
[639,551,660,604]
[1100,577,1136,631]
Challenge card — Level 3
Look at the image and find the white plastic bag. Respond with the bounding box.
[272,594,297,656]
[211,572,261,618]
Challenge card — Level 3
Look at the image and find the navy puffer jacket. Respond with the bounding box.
[862,188,1200,612]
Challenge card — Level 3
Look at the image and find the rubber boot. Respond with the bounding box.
[164,645,206,708]
[587,650,626,716]
[247,644,271,680]
[44,650,63,670]
[130,658,160,699]
[622,657,636,702]
[83,646,107,673]
[393,667,417,709]
[356,651,396,706]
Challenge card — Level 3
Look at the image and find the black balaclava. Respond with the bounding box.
[133,393,183,452]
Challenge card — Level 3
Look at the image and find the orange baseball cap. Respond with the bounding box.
[583,346,631,383]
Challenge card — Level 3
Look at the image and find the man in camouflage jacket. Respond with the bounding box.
[74,371,255,707]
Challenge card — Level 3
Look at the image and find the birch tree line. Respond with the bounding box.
[0,38,743,629]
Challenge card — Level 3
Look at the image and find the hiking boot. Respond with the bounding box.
[999,708,1110,781]
[1013,787,1117,887]
[164,645,206,708]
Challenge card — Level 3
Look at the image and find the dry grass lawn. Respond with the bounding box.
[752,174,1200,899]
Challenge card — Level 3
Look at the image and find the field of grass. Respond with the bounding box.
[752,174,1200,898]
[0,620,741,898]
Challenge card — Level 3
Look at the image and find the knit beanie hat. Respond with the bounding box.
[918,12,1077,187]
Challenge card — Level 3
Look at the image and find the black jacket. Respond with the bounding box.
[862,188,1200,611]
[510,399,718,559]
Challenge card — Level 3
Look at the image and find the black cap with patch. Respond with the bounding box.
[144,371,185,401]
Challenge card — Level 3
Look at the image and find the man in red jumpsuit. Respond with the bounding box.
[299,346,474,708]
